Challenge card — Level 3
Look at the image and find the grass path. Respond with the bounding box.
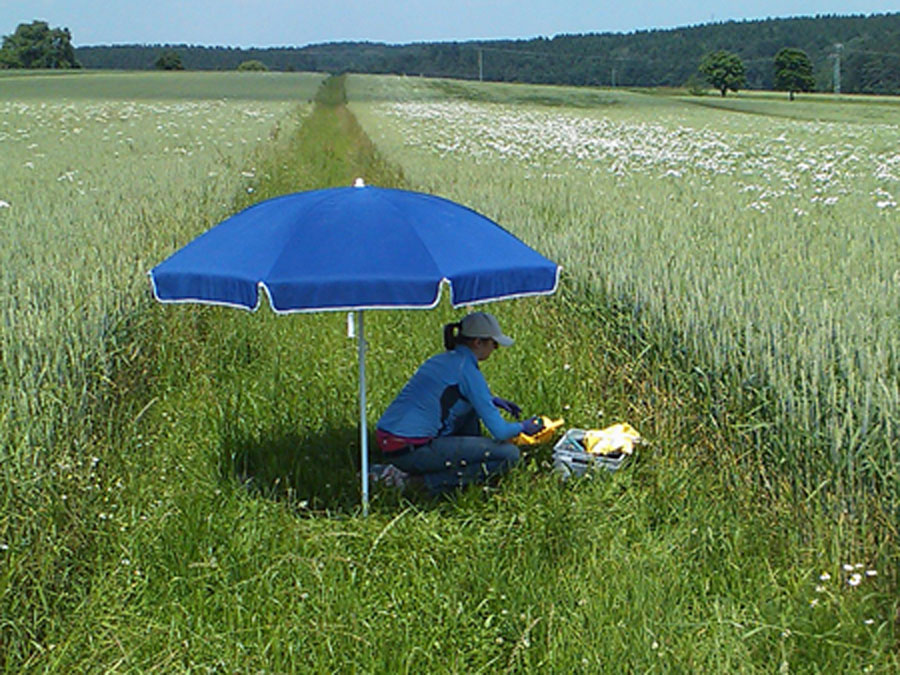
[4,75,896,671]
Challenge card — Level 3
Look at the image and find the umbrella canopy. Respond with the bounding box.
[150,184,559,312]
[149,183,560,513]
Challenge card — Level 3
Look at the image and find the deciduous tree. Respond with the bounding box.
[774,48,815,100]
[237,59,268,71]
[699,50,746,97]
[155,50,184,70]
[0,20,80,69]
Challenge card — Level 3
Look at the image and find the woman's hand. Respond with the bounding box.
[520,416,544,436]
[492,396,522,419]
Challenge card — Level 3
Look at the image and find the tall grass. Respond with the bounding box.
[0,73,320,471]
[0,71,322,667]
[346,75,900,531]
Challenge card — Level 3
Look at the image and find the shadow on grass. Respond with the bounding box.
[220,424,372,514]
[219,423,500,515]
[219,423,449,515]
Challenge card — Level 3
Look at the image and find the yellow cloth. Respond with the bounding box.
[583,423,641,455]
[512,416,564,446]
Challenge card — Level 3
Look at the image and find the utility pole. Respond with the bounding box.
[833,43,842,93]
[610,57,627,87]
[478,48,483,82]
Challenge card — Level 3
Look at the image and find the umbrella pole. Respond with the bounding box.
[357,310,369,515]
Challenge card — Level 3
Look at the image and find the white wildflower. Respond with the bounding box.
[865,569,877,577]
[0,200,10,208]
[848,573,862,586]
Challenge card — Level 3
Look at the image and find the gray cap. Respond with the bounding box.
[460,311,513,346]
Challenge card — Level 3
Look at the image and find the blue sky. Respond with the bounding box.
[1,1,897,47]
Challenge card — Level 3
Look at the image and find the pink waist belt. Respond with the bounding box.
[376,429,431,454]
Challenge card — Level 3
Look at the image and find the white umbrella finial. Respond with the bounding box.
[353,178,365,188]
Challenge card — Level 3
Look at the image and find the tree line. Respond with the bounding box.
[4,14,899,94]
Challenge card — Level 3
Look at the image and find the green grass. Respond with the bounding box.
[2,74,898,671]
[0,71,321,495]
[426,78,622,109]
[675,89,900,124]
[0,69,324,101]
[348,73,900,526]
[0,71,321,668]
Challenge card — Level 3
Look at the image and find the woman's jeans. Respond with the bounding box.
[390,436,520,494]
[385,411,520,494]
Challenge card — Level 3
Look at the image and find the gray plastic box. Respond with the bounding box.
[552,428,628,479]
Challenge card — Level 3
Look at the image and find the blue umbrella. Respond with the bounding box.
[150,181,560,512]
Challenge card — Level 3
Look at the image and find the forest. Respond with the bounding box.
[42,13,900,94]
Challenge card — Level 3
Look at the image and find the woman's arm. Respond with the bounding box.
[460,364,524,441]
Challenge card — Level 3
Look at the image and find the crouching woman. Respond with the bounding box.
[374,311,542,494]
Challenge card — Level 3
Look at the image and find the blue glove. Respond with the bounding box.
[520,416,544,436]
[492,396,522,419]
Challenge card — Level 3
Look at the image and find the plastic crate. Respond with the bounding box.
[552,428,628,479]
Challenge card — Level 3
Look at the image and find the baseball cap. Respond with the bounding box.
[459,312,514,346]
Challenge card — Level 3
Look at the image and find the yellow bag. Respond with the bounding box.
[582,423,641,456]
[513,416,564,446]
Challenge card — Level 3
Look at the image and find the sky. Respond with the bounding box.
[1,1,897,47]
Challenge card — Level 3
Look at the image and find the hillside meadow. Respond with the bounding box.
[1,72,897,670]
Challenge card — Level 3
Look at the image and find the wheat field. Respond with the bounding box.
[349,74,900,520]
